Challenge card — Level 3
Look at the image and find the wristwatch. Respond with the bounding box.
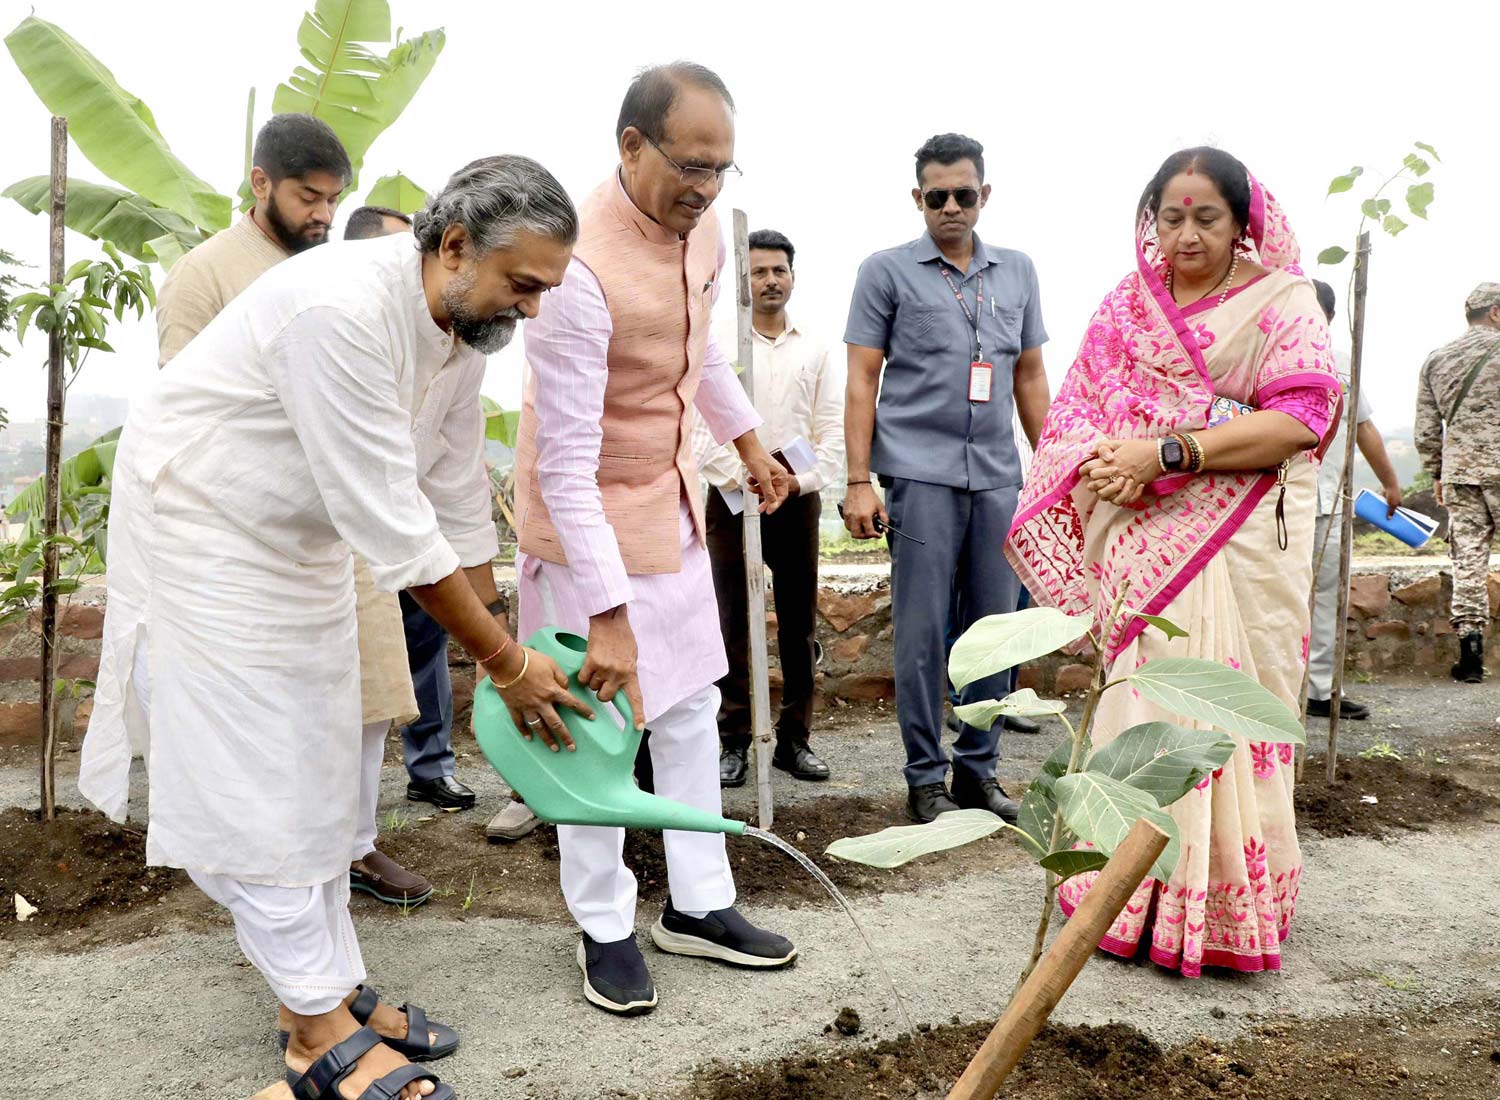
[485,597,507,618]
[1159,436,1186,473]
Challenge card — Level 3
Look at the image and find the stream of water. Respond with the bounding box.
[742,825,931,1077]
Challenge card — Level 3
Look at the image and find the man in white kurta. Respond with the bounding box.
[79,156,583,1097]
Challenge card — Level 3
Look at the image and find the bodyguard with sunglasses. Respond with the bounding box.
[843,132,1050,825]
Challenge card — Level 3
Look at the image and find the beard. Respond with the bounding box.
[441,268,522,354]
[264,192,328,254]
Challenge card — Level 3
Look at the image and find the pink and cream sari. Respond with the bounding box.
[1006,177,1341,976]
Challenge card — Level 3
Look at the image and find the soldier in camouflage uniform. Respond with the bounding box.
[1415,282,1500,683]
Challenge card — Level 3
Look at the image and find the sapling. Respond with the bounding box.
[827,588,1305,989]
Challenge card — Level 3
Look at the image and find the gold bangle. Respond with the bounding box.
[494,648,530,692]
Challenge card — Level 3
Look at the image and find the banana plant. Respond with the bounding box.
[826,589,1304,988]
[4,3,444,267]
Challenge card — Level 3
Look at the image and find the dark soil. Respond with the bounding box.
[1295,753,1500,838]
[367,791,1026,926]
[0,805,210,947]
[684,1000,1500,1100]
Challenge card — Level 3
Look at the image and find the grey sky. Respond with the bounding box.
[0,0,1495,435]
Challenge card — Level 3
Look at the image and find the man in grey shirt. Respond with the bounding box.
[843,133,1050,824]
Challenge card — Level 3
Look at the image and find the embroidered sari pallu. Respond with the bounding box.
[1005,180,1340,976]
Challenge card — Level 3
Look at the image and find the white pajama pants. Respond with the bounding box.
[1308,512,1343,700]
[133,642,373,1015]
[559,685,736,942]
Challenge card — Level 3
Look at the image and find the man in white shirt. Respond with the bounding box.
[1308,280,1403,720]
[80,157,590,1100]
[699,230,844,785]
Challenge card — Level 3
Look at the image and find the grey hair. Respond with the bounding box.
[412,155,578,255]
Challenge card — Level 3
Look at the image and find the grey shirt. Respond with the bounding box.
[844,232,1046,490]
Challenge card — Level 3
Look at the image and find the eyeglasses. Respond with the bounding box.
[921,188,981,211]
[641,133,742,187]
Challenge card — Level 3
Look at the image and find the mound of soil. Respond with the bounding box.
[686,1001,1500,1100]
[0,806,191,942]
[369,792,1024,925]
[1296,754,1499,838]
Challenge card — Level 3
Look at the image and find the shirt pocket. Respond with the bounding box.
[990,306,1024,356]
[899,303,948,355]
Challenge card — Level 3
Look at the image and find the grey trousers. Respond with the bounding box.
[1307,512,1343,700]
[885,477,1021,787]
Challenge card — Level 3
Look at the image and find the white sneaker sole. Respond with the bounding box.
[649,918,799,968]
[575,941,658,1015]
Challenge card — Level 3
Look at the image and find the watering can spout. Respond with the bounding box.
[472,628,746,837]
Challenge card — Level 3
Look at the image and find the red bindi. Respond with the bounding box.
[1185,167,1195,175]
[1182,196,1194,206]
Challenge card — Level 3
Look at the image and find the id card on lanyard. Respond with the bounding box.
[939,264,993,403]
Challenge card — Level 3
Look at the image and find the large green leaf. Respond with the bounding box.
[954,688,1066,730]
[1127,657,1304,745]
[4,176,207,267]
[365,172,428,214]
[1084,722,1235,808]
[480,396,520,448]
[1015,737,1082,857]
[272,2,446,190]
[7,428,120,519]
[5,16,230,232]
[949,607,1091,690]
[1053,772,1181,883]
[825,808,1005,869]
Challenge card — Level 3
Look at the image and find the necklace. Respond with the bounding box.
[1167,253,1239,308]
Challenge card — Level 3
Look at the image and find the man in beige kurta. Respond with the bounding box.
[154,112,428,905]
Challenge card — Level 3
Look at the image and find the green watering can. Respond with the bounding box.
[472,628,747,836]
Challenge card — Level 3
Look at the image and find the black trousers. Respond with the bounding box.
[705,487,821,751]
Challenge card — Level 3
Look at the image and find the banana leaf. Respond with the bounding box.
[365,172,428,214]
[6,428,121,520]
[271,1,445,190]
[5,16,230,232]
[481,396,520,448]
[3,177,207,268]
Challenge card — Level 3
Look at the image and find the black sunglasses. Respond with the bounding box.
[921,187,981,211]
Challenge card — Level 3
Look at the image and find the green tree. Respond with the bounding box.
[2,2,444,268]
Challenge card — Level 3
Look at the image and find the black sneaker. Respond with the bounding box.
[576,933,657,1015]
[650,902,797,968]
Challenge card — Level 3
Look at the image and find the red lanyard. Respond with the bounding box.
[938,264,984,362]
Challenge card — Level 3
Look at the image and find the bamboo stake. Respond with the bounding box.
[39,116,67,822]
[1326,232,1371,786]
[733,209,774,830]
[947,817,1171,1100]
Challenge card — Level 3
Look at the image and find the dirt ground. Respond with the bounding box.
[4,673,1500,1097]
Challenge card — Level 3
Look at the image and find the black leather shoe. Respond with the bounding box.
[577,933,657,1015]
[1003,714,1041,734]
[951,771,1020,824]
[651,902,797,968]
[1305,696,1370,720]
[907,782,961,823]
[1452,632,1485,684]
[406,775,476,811]
[719,747,748,788]
[773,740,830,781]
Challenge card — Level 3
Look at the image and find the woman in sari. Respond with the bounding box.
[1005,148,1341,977]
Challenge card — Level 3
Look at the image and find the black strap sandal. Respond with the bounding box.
[277,985,460,1062]
[350,985,460,1062]
[285,1025,455,1100]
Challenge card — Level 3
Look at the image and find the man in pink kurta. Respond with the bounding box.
[512,63,798,1016]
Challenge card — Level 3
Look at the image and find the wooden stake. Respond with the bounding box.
[39,116,67,822]
[1326,231,1370,786]
[947,817,1170,1100]
[733,209,774,830]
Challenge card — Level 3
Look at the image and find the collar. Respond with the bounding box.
[402,241,460,359]
[753,314,798,343]
[914,231,999,273]
[244,210,292,257]
[612,167,683,245]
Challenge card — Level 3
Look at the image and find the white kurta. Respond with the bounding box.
[80,235,498,887]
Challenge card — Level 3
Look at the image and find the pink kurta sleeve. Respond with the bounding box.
[522,257,633,615]
[693,230,762,444]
